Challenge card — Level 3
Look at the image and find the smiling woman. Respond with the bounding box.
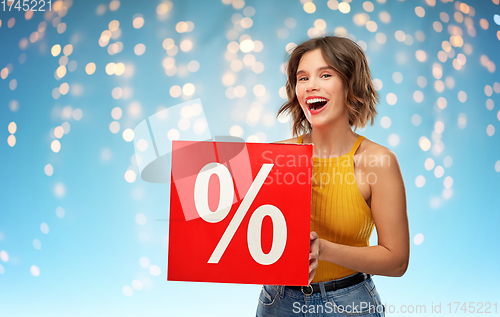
[256,36,409,317]
[295,50,347,127]
[280,36,378,138]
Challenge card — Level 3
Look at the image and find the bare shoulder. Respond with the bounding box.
[273,136,301,144]
[357,137,406,203]
[357,137,400,170]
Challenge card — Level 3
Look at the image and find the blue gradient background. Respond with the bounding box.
[1,0,499,316]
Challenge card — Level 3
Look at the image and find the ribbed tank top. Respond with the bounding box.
[298,134,375,282]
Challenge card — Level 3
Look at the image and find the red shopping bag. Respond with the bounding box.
[167,140,312,285]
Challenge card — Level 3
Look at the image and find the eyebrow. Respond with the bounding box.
[296,66,335,77]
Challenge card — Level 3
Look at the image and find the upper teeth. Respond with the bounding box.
[307,98,328,104]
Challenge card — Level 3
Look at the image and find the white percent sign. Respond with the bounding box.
[194,162,287,265]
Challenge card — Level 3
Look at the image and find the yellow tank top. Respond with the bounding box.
[298,134,375,282]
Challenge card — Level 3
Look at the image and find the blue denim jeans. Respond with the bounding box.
[256,273,385,317]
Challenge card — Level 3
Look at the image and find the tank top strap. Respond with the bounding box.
[297,135,303,144]
[347,135,365,156]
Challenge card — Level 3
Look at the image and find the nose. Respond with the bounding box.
[305,78,319,92]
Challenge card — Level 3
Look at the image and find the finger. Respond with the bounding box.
[309,242,319,254]
[309,260,318,272]
[308,270,316,284]
[309,264,317,273]
[310,231,318,240]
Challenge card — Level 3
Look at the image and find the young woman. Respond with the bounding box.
[256,36,409,316]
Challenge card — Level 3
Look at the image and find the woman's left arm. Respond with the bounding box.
[310,148,410,278]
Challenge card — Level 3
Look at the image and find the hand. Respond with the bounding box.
[309,231,320,284]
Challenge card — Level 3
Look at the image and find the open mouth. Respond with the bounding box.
[306,98,328,111]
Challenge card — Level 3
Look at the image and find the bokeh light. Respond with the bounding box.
[413,233,424,245]
[40,223,49,234]
[303,2,316,14]
[415,175,426,188]
[30,265,40,277]
[419,137,431,151]
[0,250,9,262]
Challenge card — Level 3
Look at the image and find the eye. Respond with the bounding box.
[298,76,308,81]
[321,74,332,79]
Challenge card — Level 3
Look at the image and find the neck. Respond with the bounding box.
[307,118,357,158]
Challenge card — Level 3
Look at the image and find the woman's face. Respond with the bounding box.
[295,49,347,130]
